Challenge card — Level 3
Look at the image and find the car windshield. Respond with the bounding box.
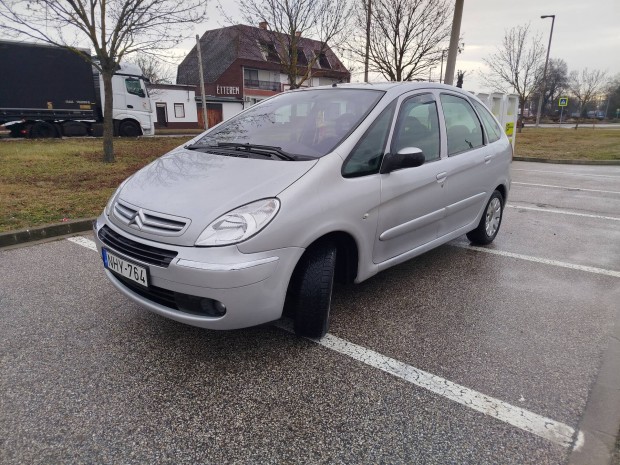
[191,88,385,158]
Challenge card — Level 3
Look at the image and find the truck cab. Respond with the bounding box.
[108,63,154,137]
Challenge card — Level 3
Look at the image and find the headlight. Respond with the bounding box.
[105,176,132,216]
[195,198,280,247]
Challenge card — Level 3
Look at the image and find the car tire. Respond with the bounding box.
[292,242,337,339]
[29,121,57,139]
[466,190,504,245]
[119,120,142,137]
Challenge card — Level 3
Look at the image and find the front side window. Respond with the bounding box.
[391,94,441,162]
[440,94,484,155]
[193,89,385,158]
[343,101,396,177]
[472,100,502,143]
[125,78,145,98]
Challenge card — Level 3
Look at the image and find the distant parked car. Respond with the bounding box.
[94,83,512,338]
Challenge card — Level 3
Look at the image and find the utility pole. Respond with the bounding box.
[364,0,372,82]
[443,0,464,86]
[196,34,208,130]
[535,15,555,127]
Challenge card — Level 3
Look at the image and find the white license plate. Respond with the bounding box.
[103,248,149,288]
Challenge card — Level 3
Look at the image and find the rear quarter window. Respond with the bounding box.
[472,100,502,143]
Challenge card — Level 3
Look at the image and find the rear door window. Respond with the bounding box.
[440,94,484,155]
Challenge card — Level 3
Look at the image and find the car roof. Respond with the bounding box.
[293,81,476,96]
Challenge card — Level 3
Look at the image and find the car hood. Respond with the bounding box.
[109,148,317,246]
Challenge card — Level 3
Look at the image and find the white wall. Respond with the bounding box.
[222,101,244,120]
[150,87,198,125]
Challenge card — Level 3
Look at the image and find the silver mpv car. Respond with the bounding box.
[94,83,511,338]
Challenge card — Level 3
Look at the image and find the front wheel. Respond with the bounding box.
[291,242,337,338]
[466,190,504,245]
[118,120,142,137]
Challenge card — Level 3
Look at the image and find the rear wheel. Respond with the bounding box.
[118,120,141,137]
[29,121,58,139]
[466,190,504,245]
[291,242,337,338]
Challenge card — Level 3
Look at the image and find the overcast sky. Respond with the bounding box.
[175,0,619,93]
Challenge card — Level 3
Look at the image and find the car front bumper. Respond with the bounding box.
[93,215,304,330]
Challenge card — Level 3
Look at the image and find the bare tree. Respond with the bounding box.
[483,23,545,128]
[350,0,453,82]
[568,68,608,129]
[532,58,568,117]
[0,0,208,162]
[604,74,620,120]
[131,54,175,84]
[231,0,352,89]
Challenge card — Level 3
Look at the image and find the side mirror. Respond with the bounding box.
[380,147,425,174]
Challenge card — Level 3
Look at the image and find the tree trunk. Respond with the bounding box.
[574,104,582,129]
[518,100,526,133]
[101,71,115,163]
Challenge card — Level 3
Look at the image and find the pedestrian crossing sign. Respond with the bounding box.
[559,97,568,107]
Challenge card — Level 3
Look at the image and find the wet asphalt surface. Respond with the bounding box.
[1,161,619,464]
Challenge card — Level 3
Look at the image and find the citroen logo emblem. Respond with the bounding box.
[128,209,146,230]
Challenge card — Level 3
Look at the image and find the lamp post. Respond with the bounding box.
[535,14,555,127]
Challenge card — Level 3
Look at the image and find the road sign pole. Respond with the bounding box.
[560,106,563,125]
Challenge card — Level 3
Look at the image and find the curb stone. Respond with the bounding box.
[0,218,96,248]
[513,156,620,165]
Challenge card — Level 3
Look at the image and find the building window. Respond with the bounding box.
[289,48,308,66]
[243,68,281,92]
[244,68,259,81]
[259,41,280,62]
[315,51,331,69]
[174,103,185,118]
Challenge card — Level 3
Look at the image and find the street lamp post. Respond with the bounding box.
[535,14,555,127]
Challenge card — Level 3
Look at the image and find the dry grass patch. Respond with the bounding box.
[515,128,620,161]
[0,137,191,232]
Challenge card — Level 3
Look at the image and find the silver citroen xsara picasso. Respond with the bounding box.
[94,83,511,338]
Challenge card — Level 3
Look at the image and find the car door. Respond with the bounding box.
[373,92,446,264]
[436,92,490,237]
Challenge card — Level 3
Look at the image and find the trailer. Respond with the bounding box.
[0,40,154,138]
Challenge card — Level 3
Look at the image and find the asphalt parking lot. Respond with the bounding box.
[1,160,619,464]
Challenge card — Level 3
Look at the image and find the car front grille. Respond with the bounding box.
[113,200,189,236]
[98,225,178,267]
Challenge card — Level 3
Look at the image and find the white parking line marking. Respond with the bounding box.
[67,236,98,251]
[512,168,620,179]
[70,234,581,448]
[275,321,577,449]
[452,243,620,278]
[512,182,620,195]
[507,204,620,222]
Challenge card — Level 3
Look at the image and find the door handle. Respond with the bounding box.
[436,172,447,183]
[127,104,134,109]
[484,154,493,163]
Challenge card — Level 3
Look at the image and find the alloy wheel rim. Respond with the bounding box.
[485,198,501,236]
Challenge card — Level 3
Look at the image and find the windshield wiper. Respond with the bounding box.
[216,143,296,161]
